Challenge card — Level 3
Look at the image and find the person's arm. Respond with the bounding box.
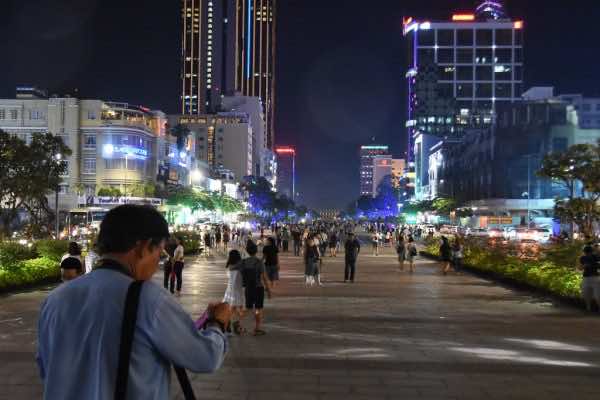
[148,291,228,373]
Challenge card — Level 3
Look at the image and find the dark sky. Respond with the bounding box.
[1,0,599,209]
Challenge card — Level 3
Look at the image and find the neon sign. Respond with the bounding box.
[103,144,148,159]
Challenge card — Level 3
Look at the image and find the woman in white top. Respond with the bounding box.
[223,250,245,334]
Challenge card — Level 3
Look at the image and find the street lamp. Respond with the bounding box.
[54,153,62,239]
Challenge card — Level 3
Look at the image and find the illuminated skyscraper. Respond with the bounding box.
[276,146,295,200]
[360,145,390,198]
[403,0,524,199]
[234,0,276,149]
[182,0,237,115]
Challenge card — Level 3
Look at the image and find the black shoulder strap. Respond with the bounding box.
[115,280,144,400]
[115,281,196,400]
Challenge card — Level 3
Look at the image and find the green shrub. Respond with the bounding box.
[0,257,60,291]
[172,231,202,254]
[35,240,69,262]
[0,242,36,270]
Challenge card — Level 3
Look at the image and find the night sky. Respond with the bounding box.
[1,0,599,209]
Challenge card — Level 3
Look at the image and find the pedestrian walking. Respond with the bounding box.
[203,229,212,257]
[371,231,379,256]
[37,205,230,399]
[241,242,272,336]
[329,231,338,257]
[223,250,246,334]
[215,228,222,254]
[282,227,290,252]
[163,237,176,291]
[344,232,361,283]
[452,237,464,273]
[304,237,322,286]
[171,237,185,296]
[262,237,280,287]
[292,228,301,256]
[440,236,452,275]
[396,236,406,271]
[223,228,230,252]
[406,236,418,273]
[579,245,600,312]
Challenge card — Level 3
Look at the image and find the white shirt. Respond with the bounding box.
[174,245,184,262]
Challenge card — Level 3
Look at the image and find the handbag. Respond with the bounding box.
[115,281,196,400]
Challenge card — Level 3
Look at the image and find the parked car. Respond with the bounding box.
[467,228,488,238]
[534,228,552,244]
[487,228,504,239]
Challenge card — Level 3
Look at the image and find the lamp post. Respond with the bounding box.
[54,153,62,239]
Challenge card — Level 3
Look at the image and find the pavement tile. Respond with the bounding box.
[3,241,600,400]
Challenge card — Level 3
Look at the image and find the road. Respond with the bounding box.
[1,243,600,399]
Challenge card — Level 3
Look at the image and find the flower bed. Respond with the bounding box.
[0,241,66,292]
[422,237,583,300]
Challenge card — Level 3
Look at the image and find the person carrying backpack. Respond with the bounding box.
[241,242,272,336]
[406,236,418,273]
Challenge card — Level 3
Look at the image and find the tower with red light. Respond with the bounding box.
[275,146,296,201]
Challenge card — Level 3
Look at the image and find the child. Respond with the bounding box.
[223,250,246,334]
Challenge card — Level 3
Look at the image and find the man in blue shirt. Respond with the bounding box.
[37,205,231,400]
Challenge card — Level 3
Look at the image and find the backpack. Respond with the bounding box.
[241,258,261,288]
[409,245,418,257]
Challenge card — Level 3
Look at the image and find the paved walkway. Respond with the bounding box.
[1,244,600,399]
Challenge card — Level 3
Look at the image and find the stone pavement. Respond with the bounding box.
[1,243,600,399]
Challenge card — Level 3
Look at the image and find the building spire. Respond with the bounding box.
[476,0,507,20]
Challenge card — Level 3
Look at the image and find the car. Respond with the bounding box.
[487,228,504,239]
[516,228,537,241]
[534,228,552,243]
[467,228,488,237]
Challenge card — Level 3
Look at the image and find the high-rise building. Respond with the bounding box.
[275,146,295,200]
[403,0,524,199]
[391,159,406,188]
[234,0,276,149]
[181,0,237,115]
[372,155,393,195]
[360,145,390,197]
[181,0,276,147]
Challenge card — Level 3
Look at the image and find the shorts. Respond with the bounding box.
[266,264,279,281]
[245,286,265,309]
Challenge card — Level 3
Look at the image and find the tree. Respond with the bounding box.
[538,142,600,238]
[97,187,122,197]
[0,131,71,237]
[170,124,191,152]
[555,198,600,239]
[432,197,457,216]
[537,144,596,199]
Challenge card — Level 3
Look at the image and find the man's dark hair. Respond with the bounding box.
[68,241,81,256]
[246,242,258,255]
[583,245,594,254]
[97,205,169,255]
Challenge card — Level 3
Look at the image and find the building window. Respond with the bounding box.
[418,30,434,46]
[105,159,122,170]
[0,109,5,120]
[437,48,454,64]
[87,110,97,120]
[495,83,511,98]
[475,48,492,64]
[476,66,492,81]
[457,29,473,46]
[83,158,96,174]
[438,66,455,81]
[457,48,473,64]
[10,110,18,120]
[84,135,96,149]
[476,83,493,98]
[495,29,513,46]
[457,66,473,80]
[476,29,493,46]
[457,83,473,98]
[437,29,454,46]
[58,185,69,194]
[582,104,592,112]
[29,110,43,120]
